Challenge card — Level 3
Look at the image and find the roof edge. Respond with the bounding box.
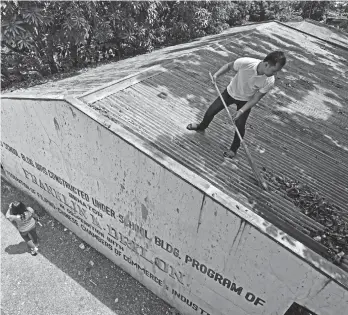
[277,20,348,51]
[2,20,347,99]
[0,21,273,98]
[62,95,348,290]
[79,59,179,104]
[1,94,66,100]
[2,92,347,288]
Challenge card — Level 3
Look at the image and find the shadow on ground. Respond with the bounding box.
[4,242,29,255]
[1,176,171,315]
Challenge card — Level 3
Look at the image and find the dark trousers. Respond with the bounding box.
[198,89,250,152]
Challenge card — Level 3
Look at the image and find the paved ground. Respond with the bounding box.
[1,175,172,315]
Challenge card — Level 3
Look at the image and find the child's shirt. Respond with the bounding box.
[6,207,36,232]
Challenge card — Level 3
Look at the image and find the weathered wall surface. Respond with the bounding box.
[1,97,347,315]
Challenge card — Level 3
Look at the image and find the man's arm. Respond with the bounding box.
[238,76,275,115]
[213,61,237,81]
[235,91,266,120]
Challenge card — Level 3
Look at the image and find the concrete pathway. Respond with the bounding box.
[1,176,172,315]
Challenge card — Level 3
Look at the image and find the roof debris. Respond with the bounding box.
[262,167,347,265]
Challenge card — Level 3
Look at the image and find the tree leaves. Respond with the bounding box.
[16,32,34,50]
[2,1,347,91]
[94,20,113,43]
[300,1,330,20]
[2,19,26,39]
[22,7,43,26]
[63,3,90,45]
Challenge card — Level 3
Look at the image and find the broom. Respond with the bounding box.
[209,72,268,191]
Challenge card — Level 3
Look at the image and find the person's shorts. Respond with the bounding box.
[19,227,37,242]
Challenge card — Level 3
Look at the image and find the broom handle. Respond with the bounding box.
[209,72,266,190]
[209,72,243,141]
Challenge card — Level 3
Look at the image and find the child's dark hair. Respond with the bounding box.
[12,202,27,216]
[264,51,286,67]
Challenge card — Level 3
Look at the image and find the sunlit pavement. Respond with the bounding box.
[1,176,171,315]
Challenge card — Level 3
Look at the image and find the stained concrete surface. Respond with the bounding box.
[86,21,348,270]
[1,176,172,315]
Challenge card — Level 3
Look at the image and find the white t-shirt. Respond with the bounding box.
[227,57,275,101]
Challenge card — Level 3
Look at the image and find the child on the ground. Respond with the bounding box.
[6,201,40,256]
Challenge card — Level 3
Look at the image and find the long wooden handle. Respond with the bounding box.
[209,72,267,191]
[209,72,243,140]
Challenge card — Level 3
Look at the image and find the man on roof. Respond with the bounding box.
[187,51,286,159]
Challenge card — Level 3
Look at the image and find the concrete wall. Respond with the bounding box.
[1,97,347,315]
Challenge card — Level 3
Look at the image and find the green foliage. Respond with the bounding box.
[338,20,348,31]
[0,0,344,90]
[329,1,348,16]
[300,1,330,21]
[249,1,272,22]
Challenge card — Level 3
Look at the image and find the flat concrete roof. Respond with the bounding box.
[3,21,348,271]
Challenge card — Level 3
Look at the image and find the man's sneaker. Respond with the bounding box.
[223,150,237,159]
[186,123,205,132]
